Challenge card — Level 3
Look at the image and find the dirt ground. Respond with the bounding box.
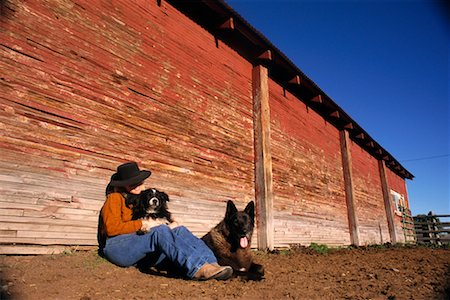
[0,245,449,300]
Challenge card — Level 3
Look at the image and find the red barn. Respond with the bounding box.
[0,0,414,254]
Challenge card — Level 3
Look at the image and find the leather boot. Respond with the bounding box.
[193,263,233,280]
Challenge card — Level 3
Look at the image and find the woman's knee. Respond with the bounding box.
[151,224,172,236]
[172,225,189,234]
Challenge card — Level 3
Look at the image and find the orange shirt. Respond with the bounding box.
[100,192,142,237]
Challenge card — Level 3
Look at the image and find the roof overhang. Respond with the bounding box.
[166,0,414,180]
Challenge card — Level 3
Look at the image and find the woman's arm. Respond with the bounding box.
[101,193,142,236]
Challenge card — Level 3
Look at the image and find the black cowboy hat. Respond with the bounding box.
[109,162,151,187]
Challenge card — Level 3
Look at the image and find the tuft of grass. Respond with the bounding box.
[83,252,108,270]
[359,242,450,251]
[274,242,449,257]
[278,249,292,256]
[308,243,331,255]
[61,249,76,256]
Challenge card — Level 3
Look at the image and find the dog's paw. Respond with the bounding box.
[249,263,264,273]
[235,263,265,281]
[249,263,265,280]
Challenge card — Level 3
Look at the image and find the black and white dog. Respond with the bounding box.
[127,188,174,235]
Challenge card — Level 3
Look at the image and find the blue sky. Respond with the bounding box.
[225,0,449,216]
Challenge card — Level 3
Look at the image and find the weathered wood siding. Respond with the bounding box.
[387,168,410,243]
[269,80,350,247]
[0,0,254,253]
[0,0,412,253]
[351,142,390,245]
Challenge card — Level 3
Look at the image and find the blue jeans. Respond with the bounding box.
[103,225,217,278]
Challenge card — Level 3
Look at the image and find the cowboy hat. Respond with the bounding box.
[109,162,151,187]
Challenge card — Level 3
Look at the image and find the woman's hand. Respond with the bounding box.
[140,219,166,232]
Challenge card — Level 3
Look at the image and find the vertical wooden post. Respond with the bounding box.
[252,65,274,251]
[339,130,360,246]
[378,160,399,243]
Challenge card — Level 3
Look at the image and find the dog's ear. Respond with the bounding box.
[125,193,139,208]
[244,201,255,219]
[160,191,170,202]
[225,200,237,220]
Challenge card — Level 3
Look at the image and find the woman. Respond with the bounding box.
[98,161,233,280]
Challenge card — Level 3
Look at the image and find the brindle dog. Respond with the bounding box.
[202,200,264,280]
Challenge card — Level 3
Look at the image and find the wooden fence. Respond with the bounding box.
[400,207,416,243]
[413,213,450,244]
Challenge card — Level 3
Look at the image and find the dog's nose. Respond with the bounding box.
[151,198,159,206]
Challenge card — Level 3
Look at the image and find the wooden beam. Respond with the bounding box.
[257,50,272,61]
[378,160,399,243]
[310,95,323,103]
[339,130,360,246]
[252,65,274,251]
[366,141,374,148]
[330,111,340,118]
[219,17,234,30]
[289,75,301,85]
[344,123,354,130]
[355,133,365,140]
[376,149,383,155]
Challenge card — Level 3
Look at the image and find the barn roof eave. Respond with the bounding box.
[166,0,414,180]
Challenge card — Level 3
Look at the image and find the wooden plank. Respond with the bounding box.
[378,160,399,243]
[16,230,94,239]
[0,201,100,218]
[415,229,450,234]
[0,237,96,245]
[0,245,96,255]
[339,130,360,246]
[0,222,95,233]
[0,208,24,217]
[416,214,450,218]
[23,210,98,222]
[414,221,450,226]
[0,215,98,228]
[252,65,274,251]
[0,230,17,237]
[416,236,450,241]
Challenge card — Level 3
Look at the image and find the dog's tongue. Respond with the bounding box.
[240,237,248,248]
